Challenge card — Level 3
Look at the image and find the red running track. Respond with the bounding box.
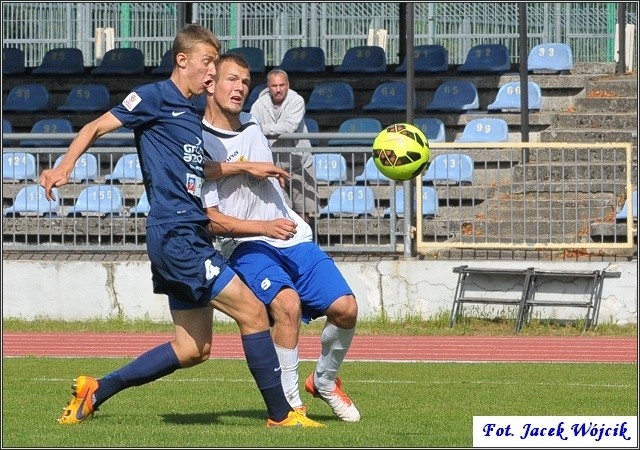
[2,333,637,363]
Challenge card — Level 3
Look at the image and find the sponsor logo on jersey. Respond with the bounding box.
[261,278,271,290]
[122,92,141,111]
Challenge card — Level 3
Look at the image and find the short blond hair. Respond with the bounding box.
[172,24,221,65]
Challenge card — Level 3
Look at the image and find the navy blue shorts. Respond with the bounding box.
[229,241,353,323]
[146,221,236,310]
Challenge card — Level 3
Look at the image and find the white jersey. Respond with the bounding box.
[201,113,313,254]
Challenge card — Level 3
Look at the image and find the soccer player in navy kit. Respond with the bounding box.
[40,24,323,428]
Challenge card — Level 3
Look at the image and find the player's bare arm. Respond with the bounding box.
[40,112,123,201]
[204,160,289,185]
[205,206,297,240]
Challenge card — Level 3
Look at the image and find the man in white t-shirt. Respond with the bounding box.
[200,53,360,422]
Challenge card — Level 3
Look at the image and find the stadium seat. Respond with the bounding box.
[151,49,173,75]
[226,46,265,73]
[328,118,382,146]
[57,83,111,113]
[278,46,326,73]
[20,118,74,147]
[528,43,573,73]
[304,117,320,146]
[244,83,267,112]
[458,44,511,73]
[616,190,638,221]
[455,118,509,142]
[312,153,348,183]
[318,186,376,217]
[93,127,135,147]
[53,153,99,182]
[424,81,479,112]
[4,185,60,218]
[31,47,85,75]
[413,118,446,143]
[395,44,448,73]
[91,47,145,75]
[334,45,387,73]
[383,186,438,217]
[129,190,151,217]
[2,152,37,181]
[4,185,61,217]
[354,157,391,184]
[2,47,25,75]
[362,81,414,112]
[487,81,542,111]
[2,83,51,113]
[305,81,355,112]
[104,153,143,183]
[423,153,474,185]
[67,184,124,217]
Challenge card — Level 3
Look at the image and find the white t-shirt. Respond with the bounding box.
[201,113,312,255]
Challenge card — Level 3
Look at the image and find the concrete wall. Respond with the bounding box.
[3,259,636,326]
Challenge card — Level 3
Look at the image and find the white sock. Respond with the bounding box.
[314,322,355,393]
[274,343,303,408]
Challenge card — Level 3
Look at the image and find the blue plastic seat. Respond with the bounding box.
[312,153,348,183]
[487,81,542,111]
[53,153,99,182]
[395,44,448,73]
[328,118,382,146]
[616,190,638,221]
[4,185,61,217]
[305,82,354,112]
[455,118,509,143]
[318,186,376,217]
[226,46,265,73]
[458,44,511,73]
[67,185,124,217]
[93,127,135,147]
[2,83,51,113]
[424,81,479,112]
[2,152,37,181]
[278,46,326,73]
[57,83,111,113]
[423,153,474,185]
[334,45,387,73]
[2,47,25,75]
[104,153,143,183]
[243,83,266,112]
[354,157,391,184]
[129,190,151,217]
[304,117,320,146]
[32,47,85,75]
[383,186,438,217]
[528,43,573,73]
[413,118,446,143]
[362,81,414,112]
[151,49,173,75]
[20,118,74,147]
[92,48,144,75]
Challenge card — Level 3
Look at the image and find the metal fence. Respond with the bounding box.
[2,136,636,256]
[2,2,637,68]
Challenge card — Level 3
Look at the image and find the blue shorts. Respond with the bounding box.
[146,221,236,310]
[228,241,353,323]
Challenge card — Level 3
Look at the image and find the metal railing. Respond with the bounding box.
[2,133,636,256]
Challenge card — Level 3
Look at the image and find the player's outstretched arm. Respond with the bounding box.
[205,206,297,240]
[40,112,122,201]
[204,161,289,184]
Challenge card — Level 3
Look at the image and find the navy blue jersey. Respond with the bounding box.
[110,80,209,226]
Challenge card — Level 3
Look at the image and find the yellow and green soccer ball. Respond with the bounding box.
[372,123,430,181]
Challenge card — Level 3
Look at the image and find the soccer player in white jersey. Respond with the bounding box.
[200,53,360,422]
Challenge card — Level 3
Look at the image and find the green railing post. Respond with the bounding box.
[120,3,131,48]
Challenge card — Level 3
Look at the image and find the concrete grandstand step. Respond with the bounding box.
[512,163,626,183]
[525,147,631,163]
[573,97,638,113]
[555,112,638,130]
[586,75,638,98]
[539,128,638,144]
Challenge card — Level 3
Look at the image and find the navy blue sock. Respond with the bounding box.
[94,342,181,408]
[241,330,292,421]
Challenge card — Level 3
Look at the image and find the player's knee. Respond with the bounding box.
[270,294,301,327]
[175,342,211,367]
[327,295,358,329]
